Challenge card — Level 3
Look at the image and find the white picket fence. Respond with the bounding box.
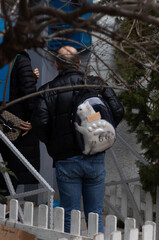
[104,183,156,223]
[0,199,156,240]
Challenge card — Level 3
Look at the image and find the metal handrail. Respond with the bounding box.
[0,130,54,229]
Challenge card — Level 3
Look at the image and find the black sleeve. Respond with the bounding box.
[16,54,37,119]
[31,88,50,144]
[102,87,124,127]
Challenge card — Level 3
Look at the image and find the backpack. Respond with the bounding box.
[73,88,116,155]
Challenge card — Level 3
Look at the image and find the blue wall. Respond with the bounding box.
[48,0,92,50]
[0,19,10,102]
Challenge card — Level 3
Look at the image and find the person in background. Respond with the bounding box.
[31,46,124,233]
[0,51,40,197]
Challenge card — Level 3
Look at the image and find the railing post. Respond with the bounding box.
[48,192,54,229]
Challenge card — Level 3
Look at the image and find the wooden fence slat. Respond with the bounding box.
[23,201,34,226]
[145,221,156,240]
[121,186,128,219]
[145,193,153,221]
[94,233,104,240]
[133,185,141,227]
[0,198,156,240]
[71,210,81,236]
[53,207,64,232]
[142,224,153,240]
[88,212,98,238]
[38,204,48,229]
[104,215,117,240]
[129,228,138,240]
[0,203,6,219]
[109,186,116,214]
[9,199,18,222]
[124,218,136,240]
[111,231,121,240]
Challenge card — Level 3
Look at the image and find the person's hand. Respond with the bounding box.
[33,68,40,80]
[20,121,32,136]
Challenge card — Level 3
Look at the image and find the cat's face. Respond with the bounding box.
[77,101,95,119]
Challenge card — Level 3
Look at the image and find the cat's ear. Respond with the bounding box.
[85,101,91,109]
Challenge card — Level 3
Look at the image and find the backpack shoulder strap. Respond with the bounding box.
[10,54,20,72]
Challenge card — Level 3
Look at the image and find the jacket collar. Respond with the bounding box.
[58,68,84,76]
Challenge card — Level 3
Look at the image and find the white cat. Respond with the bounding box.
[74,101,116,155]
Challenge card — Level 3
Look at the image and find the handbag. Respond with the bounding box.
[0,110,22,142]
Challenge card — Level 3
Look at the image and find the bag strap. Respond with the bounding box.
[10,54,20,72]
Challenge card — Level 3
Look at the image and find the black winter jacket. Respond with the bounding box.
[0,52,40,190]
[9,52,37,120]
[31,69,124,166]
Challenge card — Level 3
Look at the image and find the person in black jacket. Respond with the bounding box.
[31,46,124,233]
[0,51,40,196]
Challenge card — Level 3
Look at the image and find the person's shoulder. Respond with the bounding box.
[16,51,31,61]
[38,79,55,91]
[87,75,105,85]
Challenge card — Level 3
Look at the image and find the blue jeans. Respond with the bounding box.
[56,153,106,233]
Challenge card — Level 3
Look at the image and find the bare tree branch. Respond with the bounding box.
[0,0,159,106]
[0,84,127,112]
